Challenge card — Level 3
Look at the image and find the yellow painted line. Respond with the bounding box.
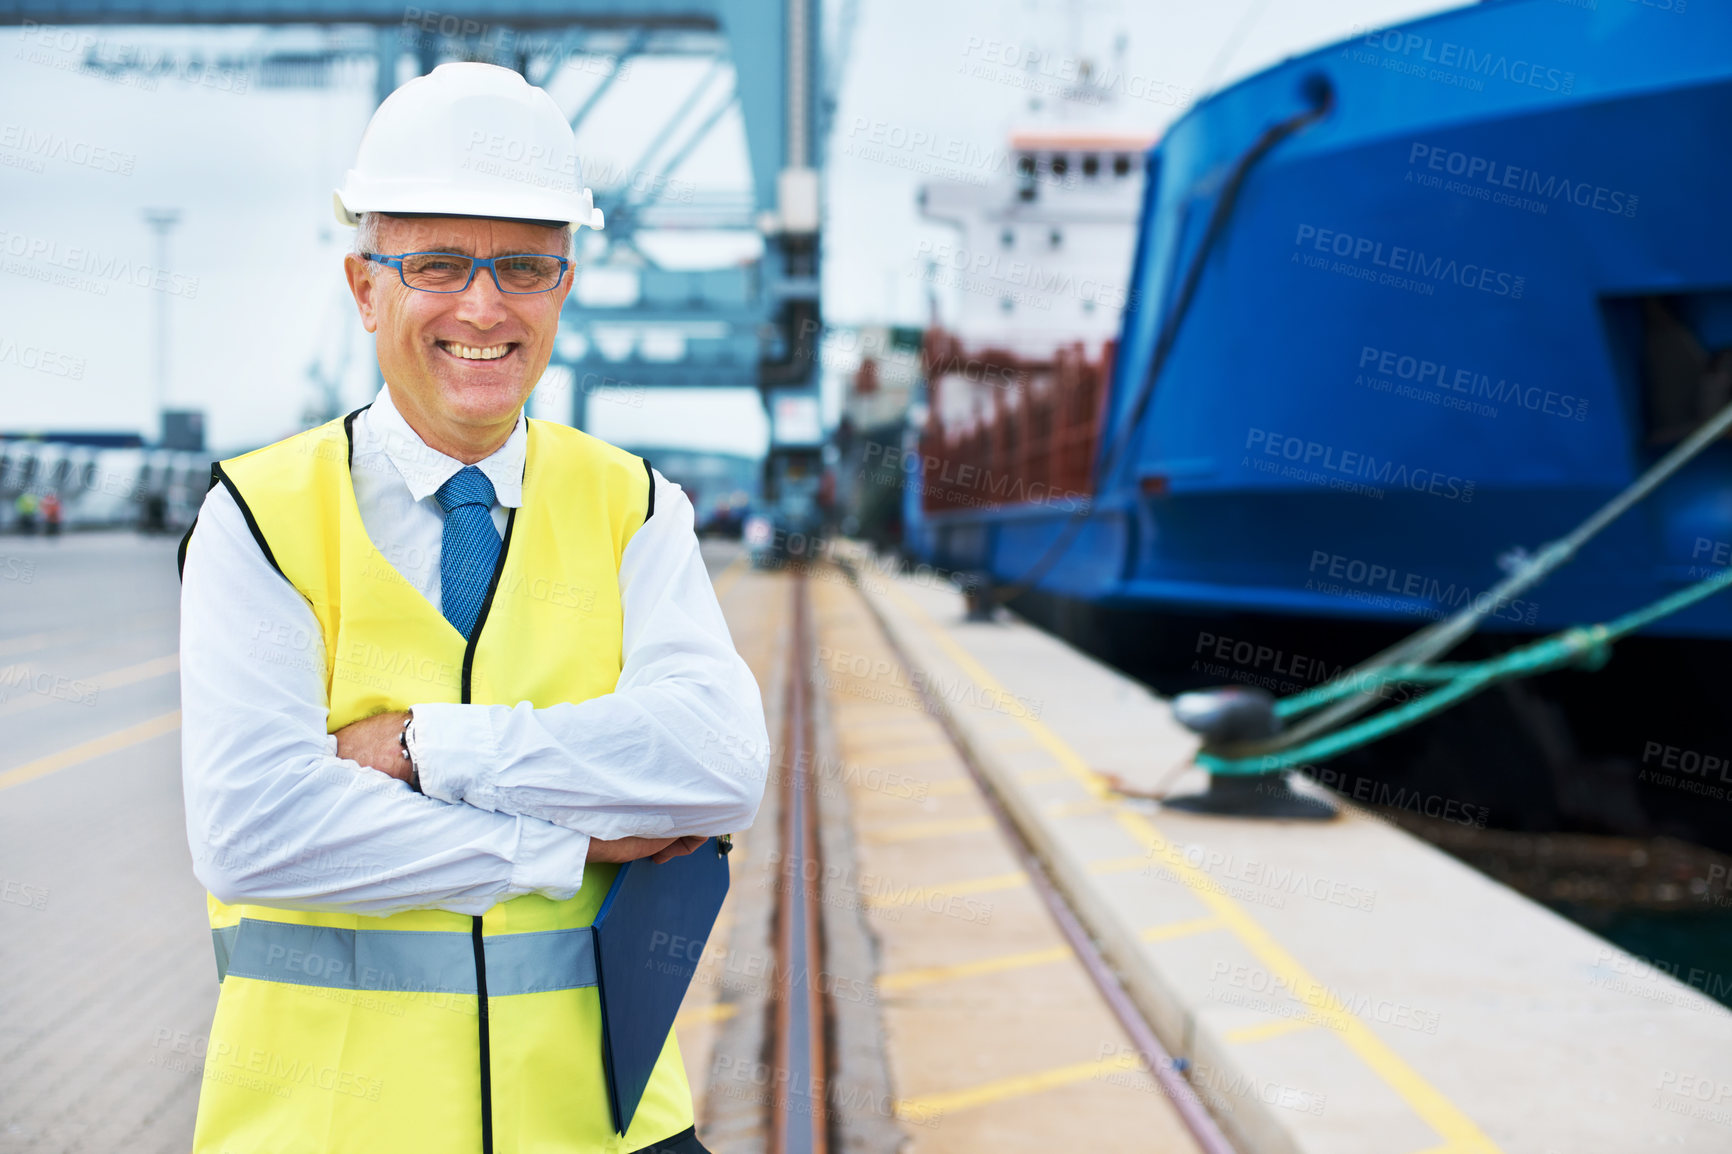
[922,777,977,797]
[1114,806,1500,1152]
[0,614,178,659]
[880,583,1112,802]
[850,742,955,766]
[895,1052,1144,1119]
[1140,916,1223,944]
[1086,853,1151,875]
[996,735,1045,751]
[1017,768,1073,785]
[0,653,181,719]
[878,944,1072,992]
[1224,1016,1321,1046]
[879,580,1504,1154]
[865,869,1028,908]
[1046,798,1115,819]
[861,815,994,844]
[710,553,751,601]
[674,1002,737,1029]
[0,624,108,659]
[0,627,83,659]
[836,713,933,734]
[0,663,54,714]
[0,710,182,793]
[94,653,181,689]
[836,727,942,749]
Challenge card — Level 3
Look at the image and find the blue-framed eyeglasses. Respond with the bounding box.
[363,251,571,295]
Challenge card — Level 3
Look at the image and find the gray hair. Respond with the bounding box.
[353,213,574,261]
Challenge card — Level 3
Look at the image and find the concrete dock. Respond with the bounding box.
[838,546,1732,1154]
[0,533,204,1154]
[6,531,1732,1153]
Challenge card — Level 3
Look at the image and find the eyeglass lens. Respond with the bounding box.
[400,253,564,293]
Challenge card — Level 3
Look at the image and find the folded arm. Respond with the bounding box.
[180,483,594,917]
[410,471,771,840]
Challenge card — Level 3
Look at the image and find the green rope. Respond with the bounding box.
[1253,396,1732,757]
[1198,563,1732,776]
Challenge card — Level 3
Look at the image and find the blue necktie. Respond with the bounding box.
[435,466,503,641]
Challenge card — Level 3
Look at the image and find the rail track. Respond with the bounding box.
[758,568,1237,1153]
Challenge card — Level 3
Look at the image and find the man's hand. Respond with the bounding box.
[587,835,707,864]
[335,710,412,783]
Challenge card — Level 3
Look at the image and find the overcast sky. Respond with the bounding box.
[0,0,1461,455]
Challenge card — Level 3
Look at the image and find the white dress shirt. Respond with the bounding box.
[179,384,769,917]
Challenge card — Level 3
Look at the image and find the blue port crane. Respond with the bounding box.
[1,0,827,496]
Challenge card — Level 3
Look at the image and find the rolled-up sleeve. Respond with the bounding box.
[179,482,592,917]
[411,471,770,839]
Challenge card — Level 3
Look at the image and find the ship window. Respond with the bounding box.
[1000,228,1014,249]
[1049,228,1063,249]
[1112,154,1131,177]
[1016,154,1036,177]
[1000,297,1014,313]
[1050,154,1069,177]
[1634,295,1732,445]
[1082,153,1100,177]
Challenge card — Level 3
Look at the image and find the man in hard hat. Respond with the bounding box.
[177,62,768,1154]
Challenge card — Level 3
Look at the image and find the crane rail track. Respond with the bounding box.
[760,567,1238,1154]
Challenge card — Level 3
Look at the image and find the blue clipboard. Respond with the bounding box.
[591,836,732,1136]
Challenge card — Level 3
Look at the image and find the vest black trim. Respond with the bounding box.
[459,494,515,1154]
[471,916,495,1154]
[176,516,198,582]
[211,462,285,580]
[643,458,655,520]
[175,466,220,582]
[459,506,517,704]
[342,404,372,467]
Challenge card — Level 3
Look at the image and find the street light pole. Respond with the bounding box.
[142,209,181,446]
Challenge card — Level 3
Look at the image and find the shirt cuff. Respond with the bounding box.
[411,702,498,809]
[510,817,589,901]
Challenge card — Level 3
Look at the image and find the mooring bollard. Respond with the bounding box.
[1162,686,1337,820]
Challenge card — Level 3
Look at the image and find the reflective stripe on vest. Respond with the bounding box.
[213,920,599,996]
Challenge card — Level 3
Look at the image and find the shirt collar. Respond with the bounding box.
[359,383,525,508]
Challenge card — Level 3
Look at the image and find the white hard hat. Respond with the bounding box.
[334,62,604,233]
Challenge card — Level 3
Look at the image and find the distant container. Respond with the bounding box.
[161,410,206,452]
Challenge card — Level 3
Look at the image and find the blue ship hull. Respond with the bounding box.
[907,0,1732,645]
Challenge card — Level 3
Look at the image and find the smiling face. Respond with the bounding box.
[343,214,574,462]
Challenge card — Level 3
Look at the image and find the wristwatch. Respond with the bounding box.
[398,712,422,793]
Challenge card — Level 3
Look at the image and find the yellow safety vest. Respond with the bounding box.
[189,409,696,1153]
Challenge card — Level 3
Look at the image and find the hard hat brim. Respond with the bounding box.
[333,189,603,232]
